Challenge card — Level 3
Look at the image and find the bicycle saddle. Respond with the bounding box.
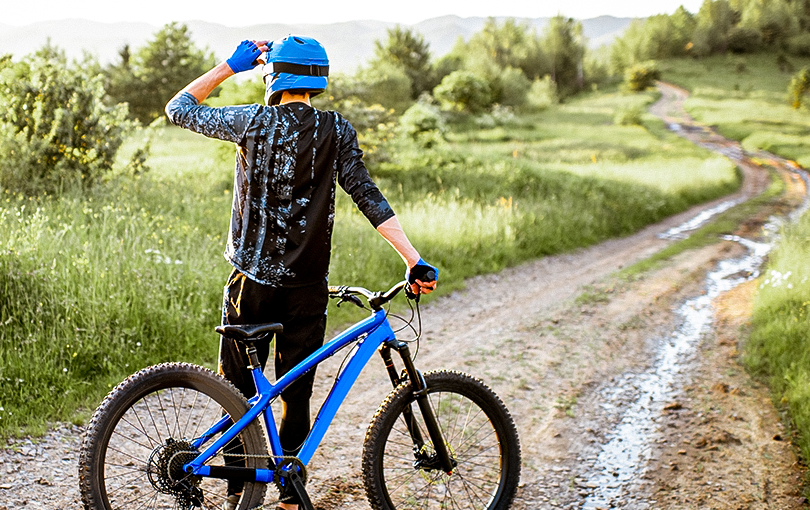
[215,323,283,341]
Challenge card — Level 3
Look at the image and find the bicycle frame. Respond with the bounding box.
[184,306,396,480]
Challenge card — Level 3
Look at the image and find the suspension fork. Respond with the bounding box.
[379,341,455,474]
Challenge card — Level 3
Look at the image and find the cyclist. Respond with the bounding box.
[165,36,438,510]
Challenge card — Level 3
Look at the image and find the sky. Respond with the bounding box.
[3,0,705,27]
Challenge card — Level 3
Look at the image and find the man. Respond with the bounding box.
[165,36,438,510]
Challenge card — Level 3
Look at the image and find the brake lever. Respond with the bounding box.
[405,285,421,303]
[335,293,364,309]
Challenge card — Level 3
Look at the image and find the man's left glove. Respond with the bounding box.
[226,40,262,74]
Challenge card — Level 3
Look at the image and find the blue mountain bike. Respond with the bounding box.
[78,280,521,510]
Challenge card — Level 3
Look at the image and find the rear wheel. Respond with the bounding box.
[79,362,268,510]
[362,370,521,510]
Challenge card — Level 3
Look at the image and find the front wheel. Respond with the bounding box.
[362,370,521,510]
[79,362,268,510]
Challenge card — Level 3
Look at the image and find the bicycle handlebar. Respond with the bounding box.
[328,281,408,310]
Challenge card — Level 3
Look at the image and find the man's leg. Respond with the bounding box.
[219,270,275,505]
[274,281,328,507]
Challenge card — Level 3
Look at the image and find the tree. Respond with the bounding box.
[692,0,740,55]
[542,15,586,95]
[373,26,433,99]
[0,45,132,194]
[105,23,215,122]
[355,60,413,113]
[466,18,548,81]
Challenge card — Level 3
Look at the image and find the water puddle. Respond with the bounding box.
[581,230,773,509]
[658,198,743,240]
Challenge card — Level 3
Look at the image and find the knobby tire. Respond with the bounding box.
[362,370,521,510]
[79,362,268,510]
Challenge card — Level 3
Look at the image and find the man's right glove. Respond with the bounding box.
[406,258,439,296]
[226,40,262,74]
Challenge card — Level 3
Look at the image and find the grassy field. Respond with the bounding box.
[0,86,738,436]
[660,54,810,166]
[663,54,810,469]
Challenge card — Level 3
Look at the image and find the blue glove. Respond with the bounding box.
[406,258,439,286]
[226,40,262,74]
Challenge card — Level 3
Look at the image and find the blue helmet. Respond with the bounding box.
[262,35,329,105]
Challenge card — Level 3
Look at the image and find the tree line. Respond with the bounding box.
[5,3,810,196]
[611,0,810,70]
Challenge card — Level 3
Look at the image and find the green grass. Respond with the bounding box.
[0,85,738,437]
[745,209,810,465]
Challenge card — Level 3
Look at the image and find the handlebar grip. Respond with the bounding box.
[424,270,436,282]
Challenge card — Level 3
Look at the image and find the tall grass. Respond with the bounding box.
[745,212,810,462]
[0,87,739,436]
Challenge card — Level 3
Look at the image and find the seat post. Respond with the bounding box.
[244,344,262,369]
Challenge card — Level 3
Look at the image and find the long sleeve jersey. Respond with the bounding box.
[165,92,395,287]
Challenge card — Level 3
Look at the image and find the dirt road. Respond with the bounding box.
[1,83,807,509]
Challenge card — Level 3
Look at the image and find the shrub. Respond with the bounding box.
[526,76,558,111]
[613,107,644,126]
[787,33,810,57]
[0,48,133,195]
[789,67,810,109]
[624,61,662,92]
[433,70,492,114]
[727,26,762,54]
[335,99,398,167]
[496,67,531,108]
[399,101,446,148]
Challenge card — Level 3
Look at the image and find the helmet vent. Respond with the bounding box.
[293,37,305,44]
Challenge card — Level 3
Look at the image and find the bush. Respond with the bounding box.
[727,26,762,54]
[496,67,531,108]
[789,67,810,109]
[526,76,558,111]
[614,107,644,126]
[787,33,810,57]
[355,60,413,113]
[624,61,662,92]
[335,99,398,167]
[433,70,492,114]
[0,49,133,195]
[399,101,446,148]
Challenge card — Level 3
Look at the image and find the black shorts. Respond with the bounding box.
[218,269,328,404]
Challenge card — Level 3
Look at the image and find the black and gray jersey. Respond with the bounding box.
[166,93,394,286]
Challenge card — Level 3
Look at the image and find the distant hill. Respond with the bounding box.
[0,15,634,73]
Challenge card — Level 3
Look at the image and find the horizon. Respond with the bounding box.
[3,0,703,28]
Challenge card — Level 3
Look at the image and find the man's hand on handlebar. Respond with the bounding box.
[406,258,438,296]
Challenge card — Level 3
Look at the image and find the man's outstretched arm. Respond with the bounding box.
[376,216,438,295]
